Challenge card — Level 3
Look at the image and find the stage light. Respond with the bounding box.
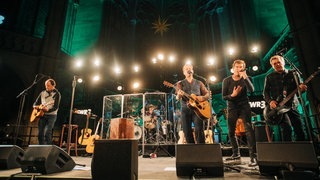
[252,65,259,71]
[77,78,83,83]
[117,85,123,91]
[185,59,192,65]
[207,56,216,66]
[152,57,157,64]
[228,48,235,56]
[133,65,140,72]
[157,53,164,61]
[250,45,259,53]
[93,57,101,67]
[113,66,122,74]
[92,75,100,81]
[168,55,175,62]
[75,59,83,68]
[0,15,4,24]
[209,75,217,82]
[132,82,140,89]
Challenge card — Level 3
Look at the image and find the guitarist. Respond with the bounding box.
[33,78,61,145]
[222,59,257,167]
[263,55,307,142]
[176,64,209,144]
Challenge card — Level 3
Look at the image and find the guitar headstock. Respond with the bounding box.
[163,81,174,88]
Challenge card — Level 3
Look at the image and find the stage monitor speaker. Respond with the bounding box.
[176,144,224,177]
[20,145,76,174]
[257,142,319,176]
[0,145,24,169]
[92,139,138,180]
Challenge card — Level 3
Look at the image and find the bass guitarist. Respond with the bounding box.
[263,55,307,141]
[176,64,209,144]
[33,78,61,145]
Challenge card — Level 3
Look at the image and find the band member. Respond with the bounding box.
[33,78,61,145]
[222,59,257,166]
[263,55,307,141]
[176,64,209,144]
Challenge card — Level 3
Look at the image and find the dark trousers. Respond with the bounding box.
[38,114,57,145]
[227,104,256,158]
[181,106,205,144]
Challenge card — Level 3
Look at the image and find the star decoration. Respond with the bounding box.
[152,16,171,36]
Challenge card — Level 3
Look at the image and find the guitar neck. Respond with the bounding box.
[278,70,319,107]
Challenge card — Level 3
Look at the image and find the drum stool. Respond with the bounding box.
[59,124,78,156]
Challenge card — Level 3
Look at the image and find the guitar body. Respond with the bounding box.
[188,94,211,120]
[86,134,100,153]
[263,106,290,125]
[204,130,213,144]
[30,108,44,122]
[86,118,102,153]
[177,131,186,144]
[78,128,92,145]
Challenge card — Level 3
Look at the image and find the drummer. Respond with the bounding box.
[144,104,159,129]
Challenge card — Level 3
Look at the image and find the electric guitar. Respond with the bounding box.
[86,118,102,153]
[163,81,211,120]
[30,101,54,122]
[78,111,92,145]
[264,69,320,125]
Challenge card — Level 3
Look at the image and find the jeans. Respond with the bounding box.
[38,114,57,145]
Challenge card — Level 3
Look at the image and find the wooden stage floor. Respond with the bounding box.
[0,155,276,180]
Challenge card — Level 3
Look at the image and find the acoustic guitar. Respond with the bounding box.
[86,118,102,153]
[78,112,92,145]
[30,101,54,122]
[163,81,211,120]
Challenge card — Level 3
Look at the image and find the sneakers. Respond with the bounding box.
[225,154,241,161]
[248,157,258,167]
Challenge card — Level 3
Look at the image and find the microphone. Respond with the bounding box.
[187,70,193,74]
[240,68,247,72]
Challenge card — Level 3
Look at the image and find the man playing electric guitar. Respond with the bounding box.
[175,64,210,144]
[263,55,307,142]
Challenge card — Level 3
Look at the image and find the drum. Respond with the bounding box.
[134,117,143,126]
[134,125,142,139]
[144,115,156,129]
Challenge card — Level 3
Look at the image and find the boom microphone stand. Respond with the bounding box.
[283,56,313,141]
[15,74,45,145]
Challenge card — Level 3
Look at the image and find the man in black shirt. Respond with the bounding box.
[222,59,257,167]
[263,55,307,141]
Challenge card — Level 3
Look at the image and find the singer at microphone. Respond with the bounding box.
[187,70,193,74]
[240,68,247,72]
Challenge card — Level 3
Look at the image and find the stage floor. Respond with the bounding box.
[0,155,275,180]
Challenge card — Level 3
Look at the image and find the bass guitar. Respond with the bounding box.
[264,69,320,125]
[86,118,102,153]
[78,111,92,145]
[163,81,211,120]
[30,101,54,122]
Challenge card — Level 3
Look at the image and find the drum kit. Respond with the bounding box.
[132,108,174,144]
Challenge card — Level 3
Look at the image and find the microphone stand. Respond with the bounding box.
[283,56,313,142]
[66,76,77,155]
[15,74,45,145]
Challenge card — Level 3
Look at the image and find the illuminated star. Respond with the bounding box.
[152,16,171,36]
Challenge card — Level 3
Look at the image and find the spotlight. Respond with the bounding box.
[252,65,259,71]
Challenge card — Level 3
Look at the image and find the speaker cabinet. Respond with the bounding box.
[92,139,138,180]
[176,144,224,177]
[0,145,24,169]
[20,145,76,174]
[257,142,319,176]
